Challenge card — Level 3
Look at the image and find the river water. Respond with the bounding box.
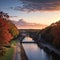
[22,37,52,60]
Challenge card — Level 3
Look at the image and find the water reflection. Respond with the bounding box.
[22,37,60,60]
[23,44,51,60]
[23,37,34,42]
[22,37,51,60]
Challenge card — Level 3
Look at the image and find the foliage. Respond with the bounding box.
[7,21,19,38]
[41,21,60,49]
[0,47,14,60]
[0,11,9,19]
[0,11,19,55]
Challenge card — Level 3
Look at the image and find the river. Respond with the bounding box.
[22,37,52,60]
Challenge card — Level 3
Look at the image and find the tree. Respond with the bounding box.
[51,21,60,48]
[0,11,19,55]
[41,21,60,49]
[0,11,9,19]
[6,20,19,38]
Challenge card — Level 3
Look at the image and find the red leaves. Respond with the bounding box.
[0,11,19,49]
[0,18,9,30]
[0,18,14,46]
[0,17,19,47]
[0,18,12,45]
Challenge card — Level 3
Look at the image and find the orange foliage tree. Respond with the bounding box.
[0,11,19,55]
[0,18,13,47]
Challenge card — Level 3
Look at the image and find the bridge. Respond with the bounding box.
[20,41,37,43]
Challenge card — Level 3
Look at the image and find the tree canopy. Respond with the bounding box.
[0,11,19,49]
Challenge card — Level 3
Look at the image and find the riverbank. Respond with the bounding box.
[38,42,60,54]
[37,42,60,60]
[20,43,28,60]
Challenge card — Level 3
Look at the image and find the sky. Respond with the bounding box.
[0,0,60,25]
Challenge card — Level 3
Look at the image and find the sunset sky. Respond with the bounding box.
[0,0,60,25]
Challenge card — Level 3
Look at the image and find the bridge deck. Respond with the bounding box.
[20,42,36,43]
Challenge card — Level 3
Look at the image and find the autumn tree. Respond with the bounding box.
[7,20,19,38]
[0,11,19,55]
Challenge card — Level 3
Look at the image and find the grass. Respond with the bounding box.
[0,47,14,60]
[10,40,18,46]
[0,40,18,60]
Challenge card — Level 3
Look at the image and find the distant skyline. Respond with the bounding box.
[0,0,60,25]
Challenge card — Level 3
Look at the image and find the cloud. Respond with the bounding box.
[20,0,60,3]
[9,16,18,18]
[11,0,60,12]
[11,19,47,29]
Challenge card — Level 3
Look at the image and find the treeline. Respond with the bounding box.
[0,11,19,55]
[41,21,60,49]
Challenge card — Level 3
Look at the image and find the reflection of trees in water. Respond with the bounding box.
[20,43,28,60]
[44,47,60,60]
